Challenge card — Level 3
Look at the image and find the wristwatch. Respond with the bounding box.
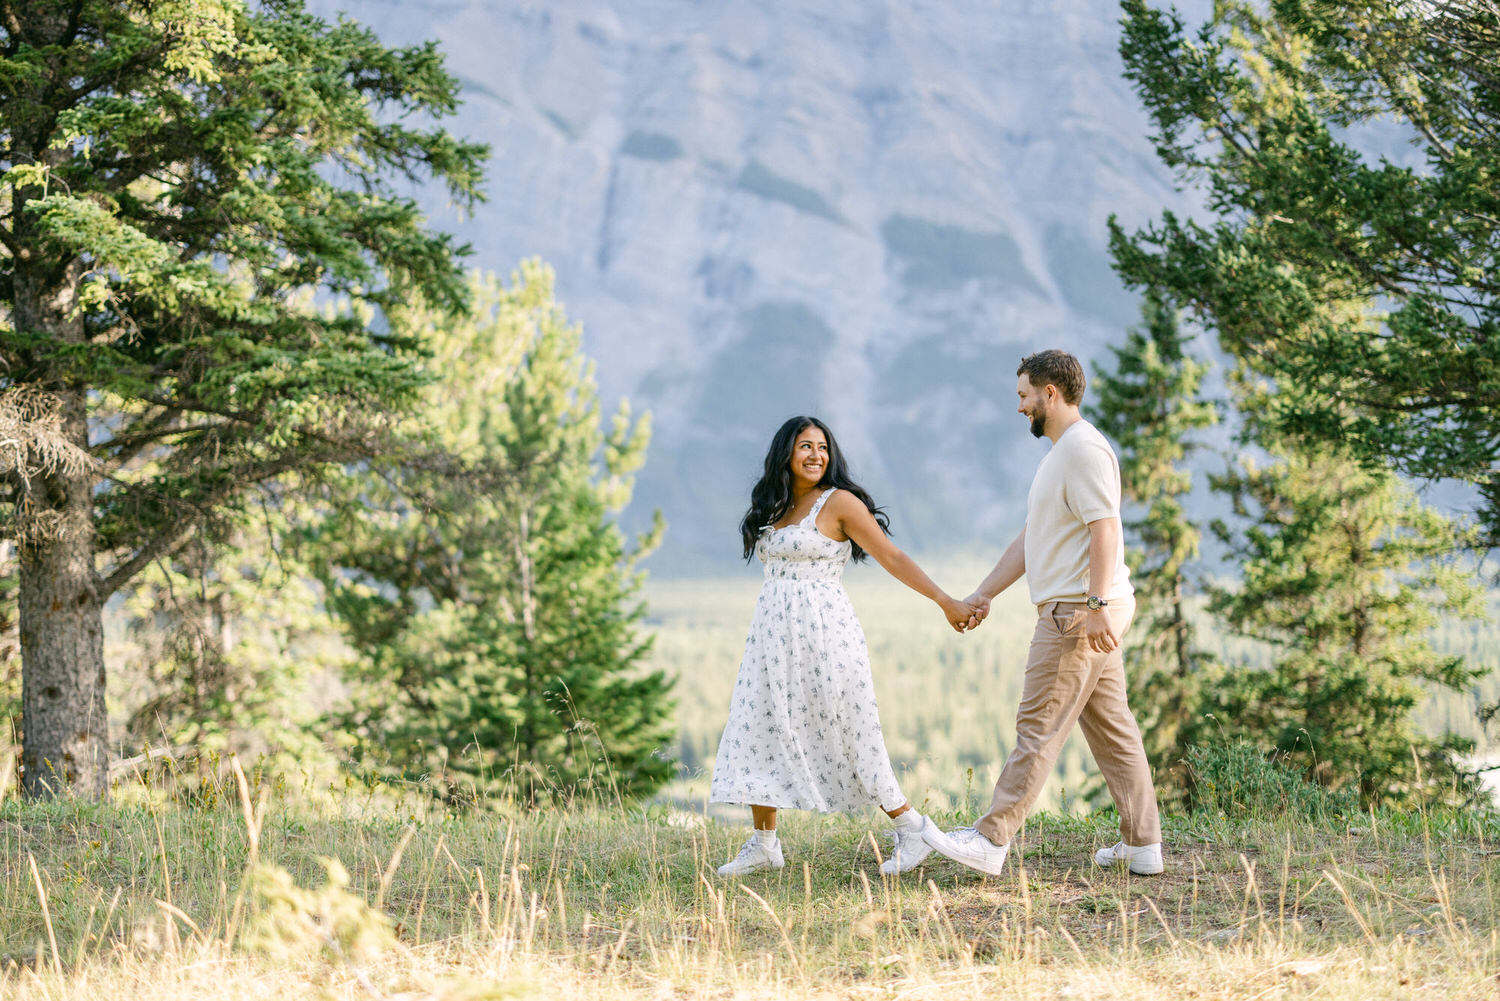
[1086,595,1108,610]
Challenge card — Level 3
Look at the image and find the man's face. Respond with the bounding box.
[1017,373,1052,438]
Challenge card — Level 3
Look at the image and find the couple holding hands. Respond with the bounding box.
[709,350,1164,879]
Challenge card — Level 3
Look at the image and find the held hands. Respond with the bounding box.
[1084,607,1120,653]
[962,592,991,632]
[939,594,990,634]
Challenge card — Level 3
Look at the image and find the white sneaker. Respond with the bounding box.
[880,816,934,875]
[1094,841,1164,875]
[717,834,785,877]
[920,818,1009,875]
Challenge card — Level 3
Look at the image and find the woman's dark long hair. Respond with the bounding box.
[739,416,891,562]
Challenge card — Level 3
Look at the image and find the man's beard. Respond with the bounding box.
[1029,406,1047,438]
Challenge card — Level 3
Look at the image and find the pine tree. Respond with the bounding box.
[1112,0,1495,805]
[1112,0,1500,541]
[0,0,486,797]
[1089,289,1219,805]
[316,265,674,807]
[1206,386,1486,806]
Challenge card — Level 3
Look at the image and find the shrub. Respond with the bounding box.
[1186,740,1358,822]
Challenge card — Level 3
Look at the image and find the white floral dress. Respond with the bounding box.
[709,488,906,812]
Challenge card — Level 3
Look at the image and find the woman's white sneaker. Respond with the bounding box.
[880,816,934,875]
[717,834,785,877]
[1093,841,1163,875]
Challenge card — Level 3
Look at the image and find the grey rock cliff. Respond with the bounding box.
[308,0,1201,571]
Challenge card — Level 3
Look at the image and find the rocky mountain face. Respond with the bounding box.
[308,0,1203,572]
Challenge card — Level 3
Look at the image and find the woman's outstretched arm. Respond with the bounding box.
[827,490,980,633]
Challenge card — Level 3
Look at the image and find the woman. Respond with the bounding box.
[709,416,979,877]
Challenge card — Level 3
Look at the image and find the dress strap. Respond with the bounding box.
[804,487,837,523]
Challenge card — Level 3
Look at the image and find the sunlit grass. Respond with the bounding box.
[1,569,1495,998]
[1,764,1497,1000]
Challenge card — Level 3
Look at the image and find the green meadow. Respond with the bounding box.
[1,761,1497,1000]
[1,568,1497,1000]
[646,565,1500,820]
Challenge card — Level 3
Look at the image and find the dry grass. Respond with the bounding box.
[0,768,1496,1000]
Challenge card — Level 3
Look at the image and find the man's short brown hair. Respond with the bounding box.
[1017,350,1086,405]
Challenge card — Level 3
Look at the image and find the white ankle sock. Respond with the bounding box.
[892,810,923,831]
[752,829,778,848]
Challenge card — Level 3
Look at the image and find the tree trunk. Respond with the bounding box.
[11,75,107,795]
[17,393,108,799]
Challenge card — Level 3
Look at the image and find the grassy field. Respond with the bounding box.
[1,568,1497,999]
[645,566,1500,818]
[0,771,1497,1000]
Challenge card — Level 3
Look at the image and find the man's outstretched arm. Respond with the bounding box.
[964,525,1026,625]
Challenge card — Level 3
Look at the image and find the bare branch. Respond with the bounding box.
[0,387,94,485]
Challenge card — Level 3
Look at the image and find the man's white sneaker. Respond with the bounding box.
[920,817,1009,875]
[880,818,934,875]
[1093,841,1163,875]
[717,834,785,877]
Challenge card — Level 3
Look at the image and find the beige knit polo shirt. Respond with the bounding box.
[1023,419,1133,607]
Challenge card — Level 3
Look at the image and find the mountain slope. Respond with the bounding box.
[309,0,1203,571]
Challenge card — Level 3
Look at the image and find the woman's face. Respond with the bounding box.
[788,424,829,490]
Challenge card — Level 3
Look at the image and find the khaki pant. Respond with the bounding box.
[975,597,1161,847]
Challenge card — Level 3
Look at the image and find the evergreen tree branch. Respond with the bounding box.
[100,447,336,598]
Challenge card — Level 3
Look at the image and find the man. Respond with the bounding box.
[921,349,1163,876]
